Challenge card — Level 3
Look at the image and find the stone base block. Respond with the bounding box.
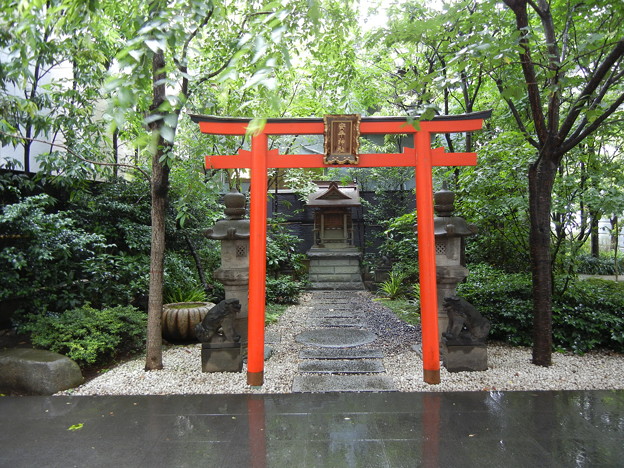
[0,348,83,395]
[443,345,488,372]
[201,343,243,373]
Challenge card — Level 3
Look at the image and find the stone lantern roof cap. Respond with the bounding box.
[433,186,477,237]
[204,191,250,240]
[434,217,477,237]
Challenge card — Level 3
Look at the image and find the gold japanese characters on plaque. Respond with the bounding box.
[323,114,361,165]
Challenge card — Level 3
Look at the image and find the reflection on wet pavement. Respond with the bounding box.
[1,390,623,467]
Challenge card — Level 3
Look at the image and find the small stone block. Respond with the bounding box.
[292,374,395,392]
[201,343,243,372]
[299,359,385,374]
[443,345,488,372]
[295,328,376,348]
[300,347,384,360]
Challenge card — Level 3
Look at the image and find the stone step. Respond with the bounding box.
[311,303,358,308]
[292,374,396,393]
[295,328,377,348]
[306,310,362,319]
[299,347,384,360]
[299,359,385,374]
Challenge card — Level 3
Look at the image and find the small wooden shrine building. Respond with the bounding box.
[306,181,364,289]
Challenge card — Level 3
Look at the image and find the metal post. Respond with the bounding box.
[415,131,441,384]
[247,132,268,386]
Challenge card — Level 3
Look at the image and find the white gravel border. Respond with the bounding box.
[59,294,624,395]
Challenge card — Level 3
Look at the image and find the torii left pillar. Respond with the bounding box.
[191,112,490,386]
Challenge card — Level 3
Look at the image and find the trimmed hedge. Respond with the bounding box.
[23,304,146,367]
[457,264,624,353]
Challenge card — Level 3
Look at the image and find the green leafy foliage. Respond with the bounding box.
[24,304,146,366]
[0,194,109,313]
[457,265,624,353]
[164,285,207,304]
[266,214,306,279]
[265,303,289,325]
[265,276,304,305]
[379,212,420,280]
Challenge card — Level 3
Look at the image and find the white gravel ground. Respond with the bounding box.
[58,292,624,395]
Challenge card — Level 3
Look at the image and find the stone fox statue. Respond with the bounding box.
[194,299,241,344]
[442,296,490,345]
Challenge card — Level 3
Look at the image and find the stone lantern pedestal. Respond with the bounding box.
[204,191,250,346]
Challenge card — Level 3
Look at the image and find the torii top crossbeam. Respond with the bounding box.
[191,111,490,387]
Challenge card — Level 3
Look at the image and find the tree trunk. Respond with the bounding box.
[528,156,558,366]
[590,213,600,258]
[145,50,170,371]
[184,233,209,295]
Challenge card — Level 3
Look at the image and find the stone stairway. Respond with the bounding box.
[292,290,396,392]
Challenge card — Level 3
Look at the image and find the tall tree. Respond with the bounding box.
[500,0,624,365]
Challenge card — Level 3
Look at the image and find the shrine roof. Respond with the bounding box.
[307,181,361,208]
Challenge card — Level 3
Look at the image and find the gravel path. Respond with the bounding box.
[58,291,624,395]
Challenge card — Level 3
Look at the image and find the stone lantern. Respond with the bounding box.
[204,191,250,345]
[434,186,477,343]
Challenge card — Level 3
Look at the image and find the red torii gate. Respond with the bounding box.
[191,112,490,386]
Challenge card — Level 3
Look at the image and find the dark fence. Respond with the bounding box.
[267,189,415,257]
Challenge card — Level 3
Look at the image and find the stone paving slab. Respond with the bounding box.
[311,305,354,311]
[311,299,352,304]
[306,310,363,319]
[299,347,384,360]
[299,359,385,374]
[292,374,396,392]
[306,318,365,328]
[295,328,377,348]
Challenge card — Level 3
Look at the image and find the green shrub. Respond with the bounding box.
[576,254,624,275]
[265,276,305,304]
[457,264,534,346]
[266,214,306,279]
[0,194,109,314]
[457,264,624,353]
[23,304,146,367]
[553,278,624,353]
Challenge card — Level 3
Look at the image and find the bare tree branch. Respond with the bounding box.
[558,38,624,141]
[503,0,548,146]
[493,77,540,148]
[561,91,624,154]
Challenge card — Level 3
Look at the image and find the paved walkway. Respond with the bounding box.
[1,390,623,467]
[292,290,395,392]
